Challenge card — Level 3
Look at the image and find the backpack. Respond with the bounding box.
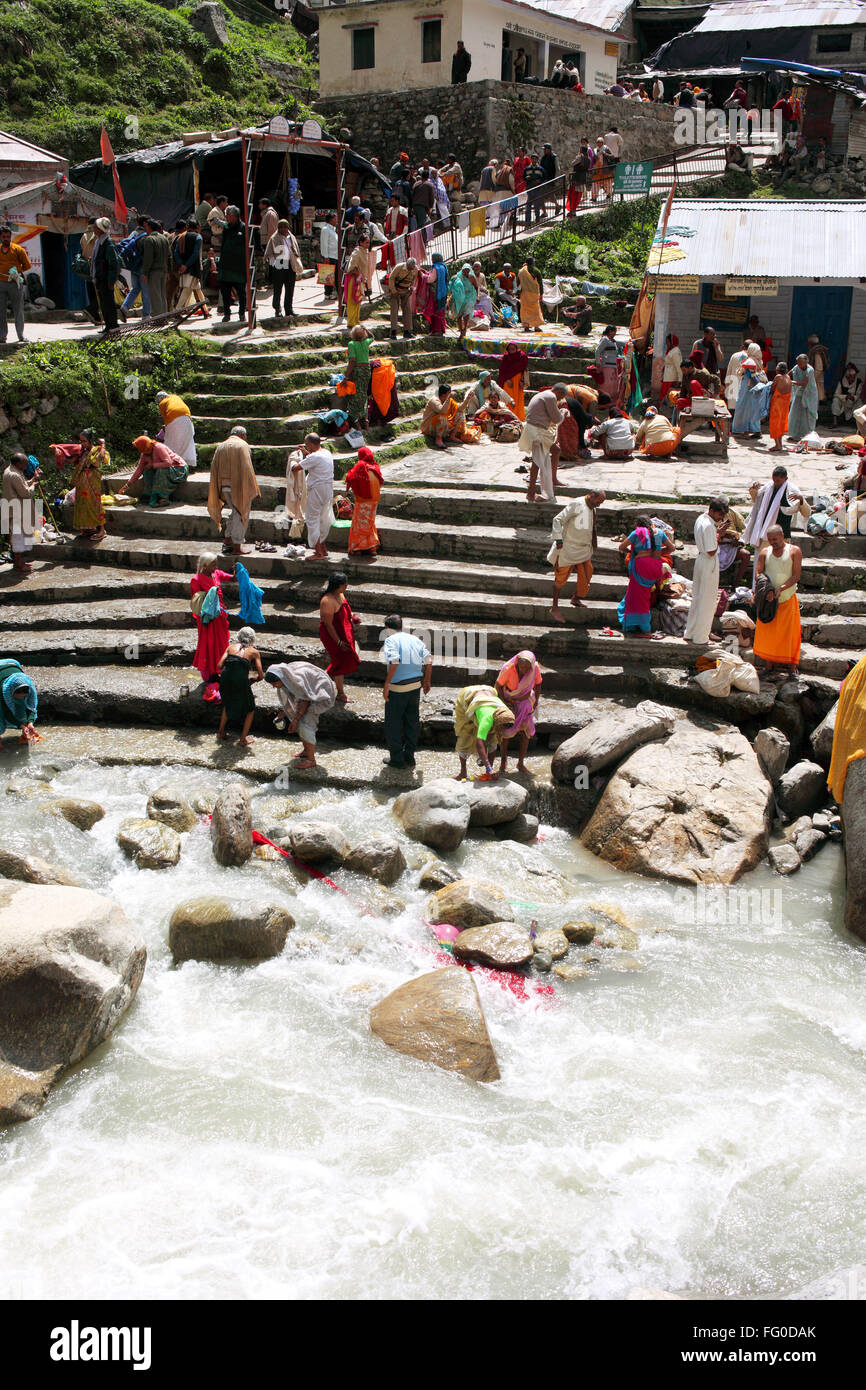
[118,231,144,271]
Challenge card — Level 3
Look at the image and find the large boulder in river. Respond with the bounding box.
[581,725,771,884]
[288,821,350,864]
[169,896,293,962]
[344,833,406,885]
[775,761,827,821]
[754,727,789,785]
[426,878,515,929]
[147,784,197,833]
[0,848,79,887]
[464,778,528,827]
[843,759,866,942]
[0,881,146,1124]
[452,923,533,969]
[117,818,181,870]
[551,700,675,782]
[211,786,252,866]
[45,797,105,832]
[370,968,500,1081]
[810,700,837,768]
[393,779,471,852]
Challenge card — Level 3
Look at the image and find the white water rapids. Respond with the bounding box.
[0,759,861,1301]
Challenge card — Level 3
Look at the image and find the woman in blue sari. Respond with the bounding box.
[788,353,820,440]
[616,519,670,636]
[448,263,478,344]
[732,358,770,437]
[0,659,39,743]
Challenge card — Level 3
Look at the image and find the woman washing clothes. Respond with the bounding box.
[0,659,39,744]
[495,650,542,776]
[453,683,515,781]
[216,627,264,746]
[117,435,189,507]
[264,662,337,771]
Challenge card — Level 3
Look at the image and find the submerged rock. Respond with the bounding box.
[493,812,539,843]
[288,821,350,864]
[417,860,463,892]
[754,727,790,785]
[776,761,827,821]
[211,786,252,867]
[768,843,801,875]
[843,759,866,942]
[147,784,197,833]
[0,848,80,887]
[344,833,406,886]
[370,968,500,1082]
[426,878,515,930]
[452,922,533,969]
[553,962,592,982]
[551,700,675,783]
[561,920,598,944]
[393,779,471,852]
[464,778,529,827]
[45,797,105,832]
[118,817,181,870]
[532,928,569,959]
[581,726,771,885]
[0,882,146,1124]
[168,896,293,962]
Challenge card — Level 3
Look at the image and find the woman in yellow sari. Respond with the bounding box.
[518,258,544,332]
[453,683,514,780]
[345,446,382,557]
[344,237,369,328]
[51,427,109,542]
[828,652,866,804]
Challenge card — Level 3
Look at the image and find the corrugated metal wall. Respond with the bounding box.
[848,107,866,157]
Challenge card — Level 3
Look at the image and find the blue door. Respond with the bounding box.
[789,285,852,394]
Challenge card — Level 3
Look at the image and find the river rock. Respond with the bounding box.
[45,797,105,831]
[785,815,814,842]
[0,882,146,1123]
[392,779,471,852]
[843,759,866,942]
[810,700,838,767]
[452,922,533,969]
[581,725,771,885]
[493,812,539,843]
[754,727,790,785]
[363,883,407,918]
[0,848,80,886]
[191,789,218,815]
[776,761,827,820]
[464,778,529,827]
[426,878,515,929]
[561,920,598,944]
[551,700,675,782]
[147,784,197,833]
[288,820,350,864]
[532,928,569,959]
[168,896,293,962]
[768,843,801,875]
[344,833,406,885]
[210,785,252,866]
[594,922,639,951]
[370,968,500,1082]
[553,962,592,981]
[811,813,833,834]
[117,818,181,870]
[795,827,826,862]
[417,860,463,891]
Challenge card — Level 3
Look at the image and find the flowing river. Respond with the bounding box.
[0,757,861,1301]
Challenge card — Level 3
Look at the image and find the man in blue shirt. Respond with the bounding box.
[382,614,433,768]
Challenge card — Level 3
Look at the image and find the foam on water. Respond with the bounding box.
[0,761,862,1300]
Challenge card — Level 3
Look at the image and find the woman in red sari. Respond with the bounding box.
[190,552,233,701]
[319,571,361,703]
[380,195,408,270]
[345,446,382,558]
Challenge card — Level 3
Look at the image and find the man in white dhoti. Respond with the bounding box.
[291,434,334,560]
[742,465,803,578]
[520,384,567,502]
[155,391,197,467]
[683,497,726,645]
[724,341,751,410]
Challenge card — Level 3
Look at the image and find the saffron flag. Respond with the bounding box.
[99,125,128,224]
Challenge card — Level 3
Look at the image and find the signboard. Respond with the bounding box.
[268,115,290,137]
[301,118,323,142]
[593,68,616,93]
[605,41,619,57]
[725,276,778,297]
[653,275,699,293]
[701,281,749,330]
[613,160,653,195]
[302,205,314,237]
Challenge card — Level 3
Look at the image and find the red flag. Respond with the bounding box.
[99,124,127,224]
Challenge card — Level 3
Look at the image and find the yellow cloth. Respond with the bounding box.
[207,435,260,528]
[828,652,866,803]
[454,684,512,757]
[468,207,487,238]
[159,394,191,426]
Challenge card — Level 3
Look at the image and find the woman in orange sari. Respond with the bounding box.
[497,347,529,421]
[345,446,382,558]
[768,361,791,452]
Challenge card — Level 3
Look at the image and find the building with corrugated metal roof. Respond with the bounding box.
[651,0,866,74]
[648,197,866,392]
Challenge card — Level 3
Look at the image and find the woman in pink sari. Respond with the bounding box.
[495,649,542,775]
[190,552,233,701]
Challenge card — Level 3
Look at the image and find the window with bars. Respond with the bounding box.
[422,18,441,63]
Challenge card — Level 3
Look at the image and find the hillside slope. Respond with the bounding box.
[0,0,317,163]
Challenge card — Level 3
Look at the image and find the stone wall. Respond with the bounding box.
[317,80,677,184]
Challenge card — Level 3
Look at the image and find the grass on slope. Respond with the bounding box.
[0,0,316,163]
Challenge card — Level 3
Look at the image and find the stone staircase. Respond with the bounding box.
[4,324,864,754]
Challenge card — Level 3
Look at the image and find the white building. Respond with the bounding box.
[313,0,627,98]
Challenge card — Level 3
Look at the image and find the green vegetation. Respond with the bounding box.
[0,334,206,494]
[0,0,317,163]
[475,197,663,291]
